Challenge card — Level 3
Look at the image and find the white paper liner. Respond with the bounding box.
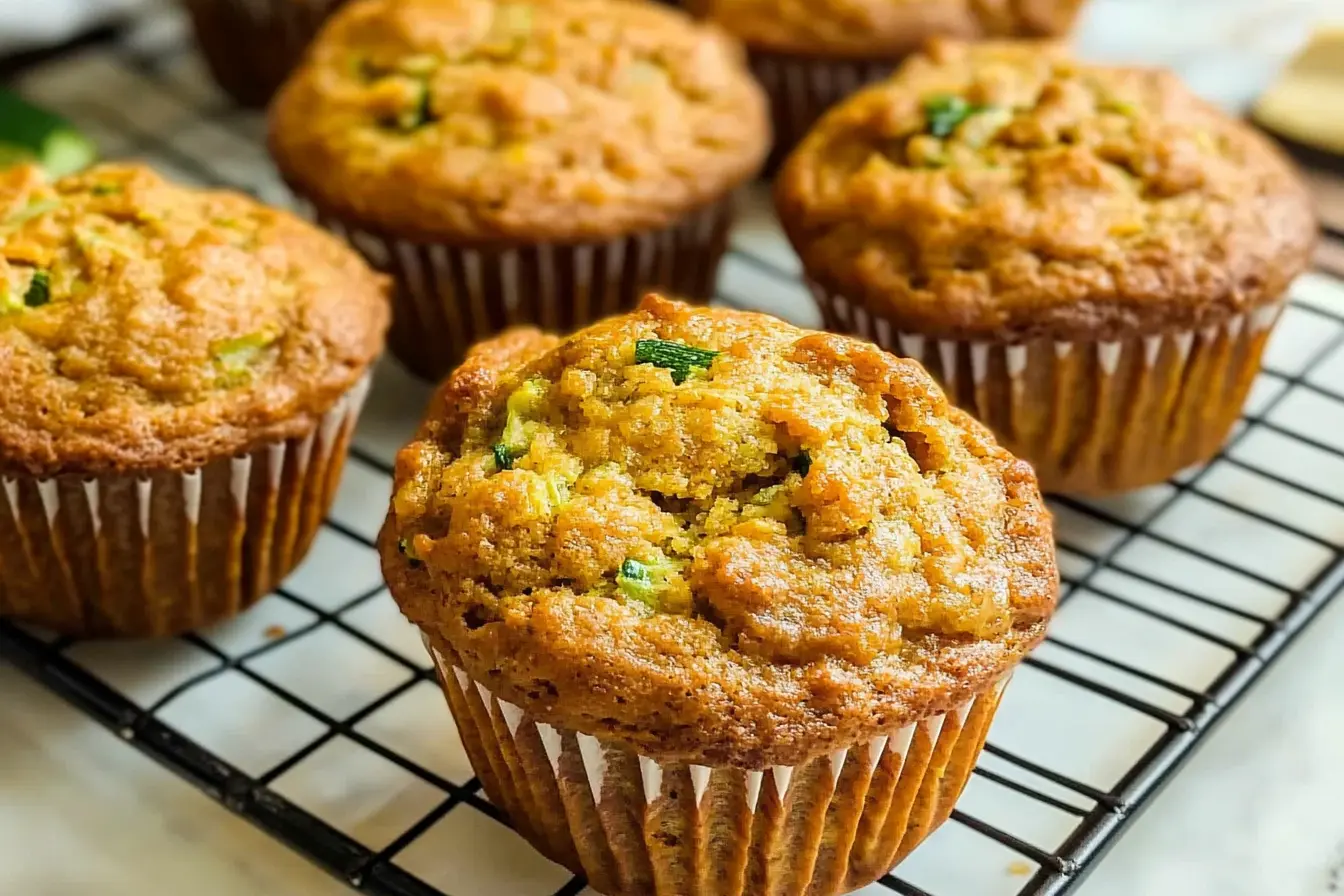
[750,51,895,169]
[298,197,735,381]
[184,0,345,105]
[429,641,1011,896]
[817,284,1288,493]
[0,374,371,637]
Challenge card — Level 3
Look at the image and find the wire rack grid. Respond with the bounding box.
[4,8,1344,896]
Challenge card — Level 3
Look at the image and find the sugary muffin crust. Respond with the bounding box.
[686,0,1087,58]
[776,40,1318,342]
[269,0,770,245]
[0,163,389,477]
[382,295,1056,766]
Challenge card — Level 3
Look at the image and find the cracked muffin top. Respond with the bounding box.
[686,0,1087,58]
[0,163,388,478]
[776,40,1317,342]
[269,0,770,245]
[381,295,1056,766]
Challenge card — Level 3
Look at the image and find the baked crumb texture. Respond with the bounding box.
[687,0,1087,167]
[270,0,766,380]
[383,295,1056,765]
[269,0,769,244]
[778,41,1316,492]
[0,163,388,477]
[183,0,347,107]
[0,163,387,636]
[382,296,1056,894]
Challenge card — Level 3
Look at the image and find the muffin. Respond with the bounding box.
[777,40,1318,494]
[686,0,1086,168]
[380,295,1057,895]
[182,0,348,107]
[270,0,770,382]
[0,163,388,637]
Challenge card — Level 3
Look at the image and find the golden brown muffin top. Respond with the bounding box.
[381,295,1056,766]
[0,164,389,478]
[776,41,1318,341]
[269,0,770,245]
[686,0,1086,58]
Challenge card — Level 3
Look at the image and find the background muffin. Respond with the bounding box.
[687,0,1087,168]
[0,163,388,637]
[777,40,1317,494]
[182,0,348,107]
[381,295,1057,895]
[270,0,770,381]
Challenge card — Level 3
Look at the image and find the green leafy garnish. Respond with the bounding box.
[492,443,520,471]
[23,270,49,308]
[4,197,61,227]
[211,331,278,383]
[924,95,981,139]
[793,450,812,477]
[91,183,122,196]
[634,338,720,385]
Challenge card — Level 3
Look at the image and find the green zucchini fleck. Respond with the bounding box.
[211,331,278,383]
[616,558,657,606]
[22,270,50,308]
[492,442,520,471]
[634,338,720,384]
[923,94,981,139]
[0,90,96,177]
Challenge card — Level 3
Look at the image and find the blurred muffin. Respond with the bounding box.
[182,0,348,107]
[778,40,1317,494]
[380,295,1057,895]
[0,163,388,637]
[270,0,769,381]
[687,0,1087,168]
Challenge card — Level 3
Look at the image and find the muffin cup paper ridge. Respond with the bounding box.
[427,640,1009,896]
[303,197,736,381]
[183,0,347,106]
[815,284,1285,493]
[751,51,894,170]
[0,374,371,638]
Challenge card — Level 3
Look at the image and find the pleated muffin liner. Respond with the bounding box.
[750,50,895,171]
[427,639,1009,896]
[816,284,1286,494]
[183,0,347,107]
[0,374,371,639]
[299,196,736,381]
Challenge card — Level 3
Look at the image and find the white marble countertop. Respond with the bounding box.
[4,2,1344,895]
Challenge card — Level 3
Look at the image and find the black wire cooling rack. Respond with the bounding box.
[5,7,1344,896]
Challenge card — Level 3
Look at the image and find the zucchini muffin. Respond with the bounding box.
[687,0,1087,168]
[778,40,1318,494]
[0,163,388,637]
[270,0,770,381]
[181,0,348,107]
[381,295,1057,895]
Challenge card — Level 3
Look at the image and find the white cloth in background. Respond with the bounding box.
[0,0,151,55]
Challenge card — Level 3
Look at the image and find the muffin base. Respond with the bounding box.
[427,641,1007,896]
[751,51,894,172]
[182,0,346,107]
[0,375,370,638]
[306,198,736,382]
[815,285,1285,494]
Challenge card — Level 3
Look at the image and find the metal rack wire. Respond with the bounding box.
[4,8,1344,896]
